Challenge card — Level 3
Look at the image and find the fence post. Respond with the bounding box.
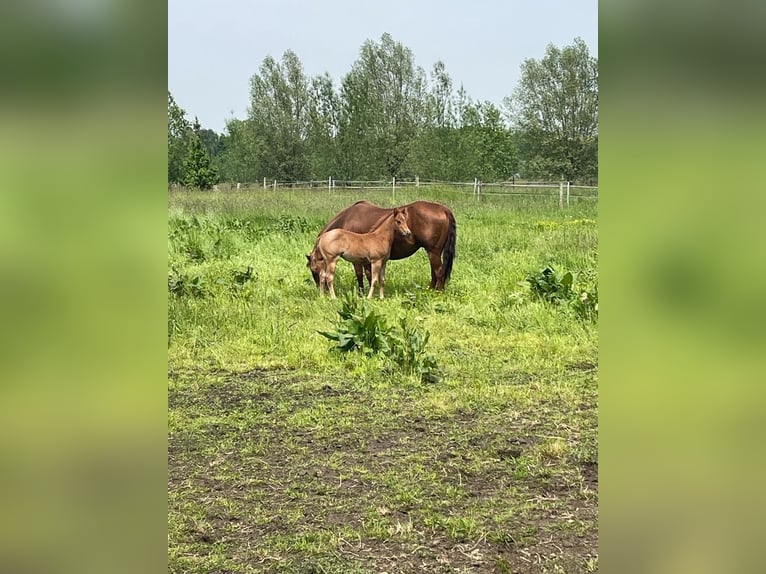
[392,176,396,201]
[473,178,477,195]
[559,181,564,208]
[263,177,266,189]
[237,182,240,191]
[416,175,419,188]
[328,176,332,194]
[273,179,277,191]
[566,181,570,206]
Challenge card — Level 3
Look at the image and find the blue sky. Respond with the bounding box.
[168,0,597,133]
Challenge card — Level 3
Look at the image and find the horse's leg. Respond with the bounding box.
[353,261,366,293]
[367,260,380,299]
[325,258,338,299]
[364,262,373,289]
[319,263,326,297]
[379,261,387,299]
[428,249,445,290]
[381,262,387,289]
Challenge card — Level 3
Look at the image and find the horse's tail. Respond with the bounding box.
[442,209,457,285]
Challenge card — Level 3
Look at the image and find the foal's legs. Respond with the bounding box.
[319,259,327,296]
[428,249,445,290]
[379,261,388,299]
[324,257,339,299]
[319,269,326,296]
[367,259,386,299]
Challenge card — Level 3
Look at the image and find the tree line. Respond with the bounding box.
[169,34,597,189]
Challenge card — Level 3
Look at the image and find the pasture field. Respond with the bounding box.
[168,187,598,573]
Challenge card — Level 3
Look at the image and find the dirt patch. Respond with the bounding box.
[566,360,598,373]
[169,367,598,573]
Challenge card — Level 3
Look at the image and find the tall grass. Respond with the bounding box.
[168,187,596,373]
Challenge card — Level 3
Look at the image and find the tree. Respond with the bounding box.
[214,118,261,183]
[182,118,218,189]
[472,102,517,182]
[247,50,312,181]
[198,128,221,160]
[505,38,598,181]
[404,62,460,179]
[338,33,426,178]
[307,73,342,178]
[168,91,191,184]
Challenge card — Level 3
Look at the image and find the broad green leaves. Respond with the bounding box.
[318,293,442,383]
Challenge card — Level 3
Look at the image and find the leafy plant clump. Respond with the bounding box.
[232,265,256,286]
[572,284,598,321]
[318,293,442,383]
[524,265,597,322]
[389,318,442,384]
[317,293,392,355]
[168,270,207,298]
[526,266,573,302]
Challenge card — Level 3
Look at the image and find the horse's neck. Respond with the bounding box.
[369,211,394,232]
[370,214,395,240]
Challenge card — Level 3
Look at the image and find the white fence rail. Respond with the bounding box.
[200,177,596,194]
[171,178,597,207]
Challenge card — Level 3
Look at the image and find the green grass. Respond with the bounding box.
[168,187,598,573]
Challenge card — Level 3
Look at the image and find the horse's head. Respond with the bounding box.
[306,249,323,287]
[393,207,412,238]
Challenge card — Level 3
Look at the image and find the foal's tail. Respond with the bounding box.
[442,209,457,285]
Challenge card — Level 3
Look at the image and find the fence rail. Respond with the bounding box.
[170,178,597,207]
[181,177,597,193]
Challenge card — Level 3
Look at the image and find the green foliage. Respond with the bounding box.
[572,284,599,322]
[168,91,191,184]
[389,317,443,384]
[273,215,313,234]
[318,293,393,355]
[505,37,598,182]
[174,36,596,184]
[232,265,256,286]
[182,119,219,190]
[526,266,574,302]
[338,33,426,178]
[318,293,442,383]
[525,265,598,322]
[246,50,312,181]
[214,119,262,183]
[168,270,207,298]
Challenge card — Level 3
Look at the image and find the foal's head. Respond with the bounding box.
[306,249,323,286]
[393,207,412,238]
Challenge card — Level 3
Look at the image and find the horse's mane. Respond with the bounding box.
[368,209,395,232]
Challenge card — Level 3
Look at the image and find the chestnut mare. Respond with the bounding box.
[315,207,412,299]
[307,200,456,292]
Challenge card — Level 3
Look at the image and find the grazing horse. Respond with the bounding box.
[316,207,412,299]
[307,200,456,291]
